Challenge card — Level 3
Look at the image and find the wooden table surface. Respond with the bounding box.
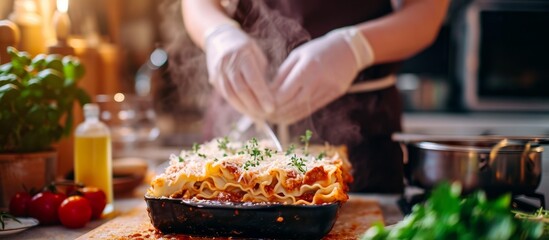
[77,195,385,240]
[4,185,403,240]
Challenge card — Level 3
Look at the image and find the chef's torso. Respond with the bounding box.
[230,0,405,193]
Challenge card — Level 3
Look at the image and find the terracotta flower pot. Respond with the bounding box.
[0,151,57,209]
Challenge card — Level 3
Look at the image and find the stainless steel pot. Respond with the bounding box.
[399,137,543,194]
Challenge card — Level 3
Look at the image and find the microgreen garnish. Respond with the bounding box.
[243,160,258,170]
[250,148,262,161]
[289,154,307,173]
[249,138,259,148]
[223,153,228,157]
[0,212,21,230]
[264,148,273,158]
[217,137,230,151]
[317,151,326,160]
[300,130,313,155]
[178,156,184,162]
[198,153,207,158]
[285,144,296,156]
[242,138,264,170]
[192,143,200,153]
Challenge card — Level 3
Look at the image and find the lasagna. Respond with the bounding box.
[147,137,352,205]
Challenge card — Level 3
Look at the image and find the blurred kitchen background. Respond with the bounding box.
[1,0,549,200]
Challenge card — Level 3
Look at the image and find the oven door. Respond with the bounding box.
[458,0,549,111]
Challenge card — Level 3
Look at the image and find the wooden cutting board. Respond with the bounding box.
[77,196,384,240]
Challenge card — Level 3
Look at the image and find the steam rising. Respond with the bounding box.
[159,0,209,112]
[235,1,311,81]
[159,0,364,146]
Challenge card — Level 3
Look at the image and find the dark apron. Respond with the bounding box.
[231,0,404,193]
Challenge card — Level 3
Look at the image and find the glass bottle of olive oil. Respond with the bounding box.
[74,103,114,217]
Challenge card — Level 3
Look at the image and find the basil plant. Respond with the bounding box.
[0,47,90,152]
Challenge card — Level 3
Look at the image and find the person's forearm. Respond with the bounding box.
[182,0,237,49]
[357,0,449,64]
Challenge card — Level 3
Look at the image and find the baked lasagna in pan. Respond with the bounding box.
[146,136,353,238]
[147,137,352,205]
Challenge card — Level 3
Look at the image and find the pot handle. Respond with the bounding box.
[488,139,532,166]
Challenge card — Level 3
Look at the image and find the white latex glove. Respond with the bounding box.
[270,26,375,125]
[205,23,275,119]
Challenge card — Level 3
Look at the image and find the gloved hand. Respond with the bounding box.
[270,26,375,125]
[205,23,275,119]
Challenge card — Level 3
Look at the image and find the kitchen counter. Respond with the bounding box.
[6,188,148,240]
[403,112,549,136]
[5,183,403,240]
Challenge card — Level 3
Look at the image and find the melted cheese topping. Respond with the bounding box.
[147,138,352,205]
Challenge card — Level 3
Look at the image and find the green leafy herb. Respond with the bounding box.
[288,154,307,173]
[243,160,256,170]
[0,47,90,153]
[285,144,296,156]
[241,138,267,170]
[198,153,207,158]
[217,137,230,151]
[316,151,326,160]
[514,208,549,237]
[192,143,200,153]
[249,138,259,148]
[250,148,262,161]
[0,211,21,230]
[361,183,544,240]
[264,148,273,158]
[178,156,184,162]
[300,130,313,155]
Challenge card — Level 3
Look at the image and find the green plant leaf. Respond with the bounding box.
[45,55,64,75]
[61,57,78,81]
[363,182,544,239]
[46,105,60,123]
[30,54,47,71]
[5,59,25,79]
[3,74,23,89]
[0,83,19,105]
[37,69,64,90]
[493,193,511,210]
[63,56,85,80]
[26,77,43,87]
[7,46,31,67]
[0,63,12,74]
[27,105,46,125]
[0,74,18,87]
[1,47,89,152]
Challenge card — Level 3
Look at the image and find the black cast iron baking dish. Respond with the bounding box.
[145,196,340,239]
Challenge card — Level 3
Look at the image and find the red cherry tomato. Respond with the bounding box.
[81,187,107,219]
[58,196,92,229]
[28,191,67,225]
[9,191,32,217]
